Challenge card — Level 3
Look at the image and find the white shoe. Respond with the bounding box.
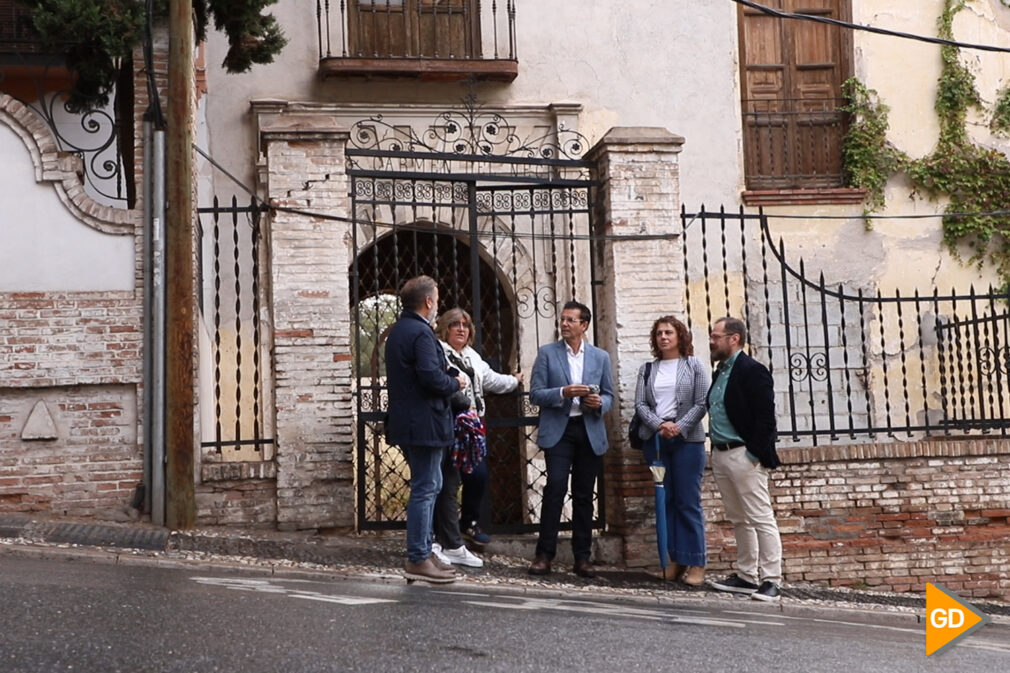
[442,545,484,568]
[431,543,452,567]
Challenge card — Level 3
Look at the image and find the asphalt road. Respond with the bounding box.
[1,555,1007,673]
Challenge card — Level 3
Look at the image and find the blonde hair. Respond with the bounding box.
[435,307,475,347]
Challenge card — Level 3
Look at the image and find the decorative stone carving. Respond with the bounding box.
[21,399,58,441]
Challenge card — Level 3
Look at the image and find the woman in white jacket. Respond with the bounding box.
[435,307,523,549]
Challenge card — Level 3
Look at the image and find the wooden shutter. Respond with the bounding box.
[349,0,479,59]
[739,0,850,190]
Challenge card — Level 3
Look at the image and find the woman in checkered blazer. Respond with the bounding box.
[634,315,711,587]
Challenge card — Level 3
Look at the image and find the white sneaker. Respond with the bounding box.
[431,543,452,567]
[442,545,484,568]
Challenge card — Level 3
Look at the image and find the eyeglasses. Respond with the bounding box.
[559,317,585,324]
[709,332,734,340]
[449,321,470,329]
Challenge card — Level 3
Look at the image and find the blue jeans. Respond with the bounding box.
[402,444,446,563]
[647,436,707,567]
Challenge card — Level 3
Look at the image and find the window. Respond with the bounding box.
[738,0,852,192]
[348,0,480,59]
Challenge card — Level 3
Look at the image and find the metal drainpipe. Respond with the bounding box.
[151,128,167,526]
[142,118,153,515]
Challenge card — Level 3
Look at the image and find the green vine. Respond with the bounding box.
[841,0,1010,283]
[992,86,1010,133]
[839,78,907,221]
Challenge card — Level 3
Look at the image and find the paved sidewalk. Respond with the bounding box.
[2,513,1008,622]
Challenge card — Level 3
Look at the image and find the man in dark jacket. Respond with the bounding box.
[384,275,466,583]
[706,317,783,602]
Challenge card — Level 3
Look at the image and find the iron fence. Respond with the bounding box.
[197,197,275,461]
[682,206,1010,444]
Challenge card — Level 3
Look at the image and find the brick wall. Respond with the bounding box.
[0,292,142,515]
[196,461,277,526]
[698,439,1010,599]
[261,117,354,530]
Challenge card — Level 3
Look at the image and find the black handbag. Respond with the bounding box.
[627,361,653,450]
[450,390,472,414]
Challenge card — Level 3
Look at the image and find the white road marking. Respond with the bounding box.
[191,577,395,605]
[463,596,747,628]
[290,594,395,606]
[722,609,923,634]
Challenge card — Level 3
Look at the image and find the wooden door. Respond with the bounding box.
[739,0,850,189]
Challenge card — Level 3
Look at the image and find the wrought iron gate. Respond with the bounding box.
[681,206,1010,445]
[349,146,600,532]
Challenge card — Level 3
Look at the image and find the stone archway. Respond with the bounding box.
[350,225,525,529]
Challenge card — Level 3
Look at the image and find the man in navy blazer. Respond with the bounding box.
[527,300,614,578]
[385,275,466,583]
[706,316,783,602]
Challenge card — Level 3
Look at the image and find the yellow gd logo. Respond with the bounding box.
[926,582,991,656]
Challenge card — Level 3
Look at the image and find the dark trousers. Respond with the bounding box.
[459,457,488,527]
[535,416,601,562]
[433,449,464,549]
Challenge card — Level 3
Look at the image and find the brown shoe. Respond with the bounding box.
[404,558,456,584]
[528,554,552,576]
[428,553,453,572]
[663,563,684,581]
[682,566,706,587]
[573,558,596,578]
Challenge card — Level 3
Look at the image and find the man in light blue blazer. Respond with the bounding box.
[527,300,614,578]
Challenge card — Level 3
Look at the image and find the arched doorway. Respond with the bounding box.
[351,226,526,531]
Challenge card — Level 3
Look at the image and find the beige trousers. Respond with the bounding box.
[710,446,782,585]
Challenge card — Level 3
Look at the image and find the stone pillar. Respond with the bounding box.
[261,117,354,530]
[586,127,686,568]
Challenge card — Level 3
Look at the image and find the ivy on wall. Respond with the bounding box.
[842,0,1010,283]
[992,86,1010,133]
[839,78,907,218]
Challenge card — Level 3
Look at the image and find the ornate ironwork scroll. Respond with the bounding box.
[1,13,129,208]
[348,91,590,165]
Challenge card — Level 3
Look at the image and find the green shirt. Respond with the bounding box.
[708,351,757,462]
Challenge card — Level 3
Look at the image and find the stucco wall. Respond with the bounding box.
[0,123,134,292]
[200,0,742,207]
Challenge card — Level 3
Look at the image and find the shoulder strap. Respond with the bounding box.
[644,361,655,407]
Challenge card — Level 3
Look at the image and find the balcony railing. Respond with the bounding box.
[742,97,847,191]
[317,0,517,81]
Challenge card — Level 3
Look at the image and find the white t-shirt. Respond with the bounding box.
[653,358,680,420]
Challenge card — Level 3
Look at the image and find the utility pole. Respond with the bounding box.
[164,0,196,528]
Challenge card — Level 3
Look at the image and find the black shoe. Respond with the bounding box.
[573,558,596,578]
[708,573,759,595]
[751,580,781,602]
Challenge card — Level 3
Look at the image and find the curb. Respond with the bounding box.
[8,539,1006,628]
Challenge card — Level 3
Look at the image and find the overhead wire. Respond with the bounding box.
[194,140,1010,245]
[193,2,1010,236]
[732,0,1010,53]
